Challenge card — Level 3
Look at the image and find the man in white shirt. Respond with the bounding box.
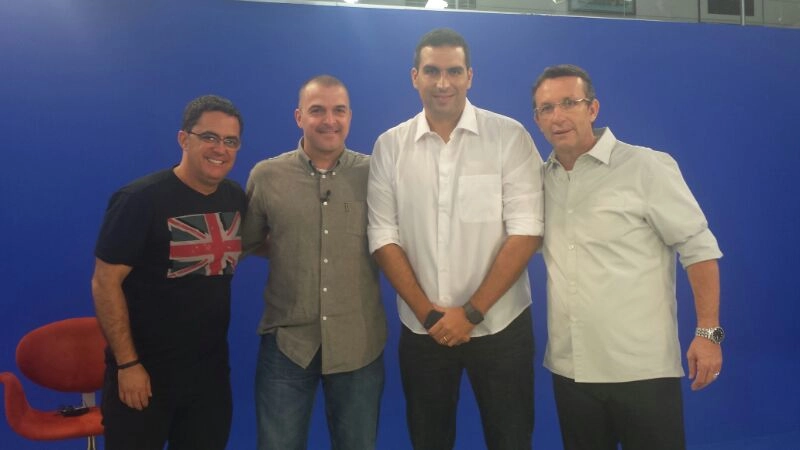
[367,28,544,449]
[532,64,724,450]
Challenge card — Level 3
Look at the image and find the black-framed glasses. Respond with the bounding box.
[187,130,241,150]
[534,97,593,118]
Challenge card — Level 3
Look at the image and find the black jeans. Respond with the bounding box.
[399,308,534,450]
[552,374,686,450]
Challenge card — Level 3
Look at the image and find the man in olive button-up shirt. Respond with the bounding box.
[242,75,387,450]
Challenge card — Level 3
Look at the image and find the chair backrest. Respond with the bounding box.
[16,317,107,393]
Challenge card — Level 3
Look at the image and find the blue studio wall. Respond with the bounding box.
[2,0,799,448]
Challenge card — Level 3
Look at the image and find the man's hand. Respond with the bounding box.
[117,364,152,410]
[686,336,722,391]
[429,307,473,347]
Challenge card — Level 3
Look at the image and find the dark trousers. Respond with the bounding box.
[552,373,686,450]
[399,308,534,450]
[101,364,232,450]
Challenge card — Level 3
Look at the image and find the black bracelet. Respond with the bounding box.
[116,359,140,370]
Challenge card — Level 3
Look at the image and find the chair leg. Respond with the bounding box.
[87,435,97,450]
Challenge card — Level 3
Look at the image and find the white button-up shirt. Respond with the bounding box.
[368,100,544,335]
[542,128,722,382]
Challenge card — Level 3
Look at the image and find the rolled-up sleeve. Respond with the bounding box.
[367,134,401,254]
[644,152,722,268]
[502,126,544,237]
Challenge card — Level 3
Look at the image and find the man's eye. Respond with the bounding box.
[562,99,577,108]
[201,134,219,143]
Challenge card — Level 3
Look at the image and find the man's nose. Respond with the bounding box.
[436,73,450,89]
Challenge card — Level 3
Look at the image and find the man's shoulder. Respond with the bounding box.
[250,149,300,174]
[343,149,370,167]
[611,138,681,176]
[116,169,175,196]
[378,114,419,140]
[472,105,526,131]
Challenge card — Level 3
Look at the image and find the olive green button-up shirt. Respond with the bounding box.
[242,146,386,374]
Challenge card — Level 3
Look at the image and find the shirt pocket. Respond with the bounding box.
[345,201,367,236]
[457,174,502,223]
[583,194,639,243]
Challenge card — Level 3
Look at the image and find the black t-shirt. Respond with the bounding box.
[95,169,247,372]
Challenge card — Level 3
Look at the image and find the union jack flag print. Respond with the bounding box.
[167,211,242,278]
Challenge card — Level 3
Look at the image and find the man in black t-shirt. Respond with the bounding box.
[91,95,247,450]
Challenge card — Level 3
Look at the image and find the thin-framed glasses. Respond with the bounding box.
[187,130,241,150]
[534,97,593,118]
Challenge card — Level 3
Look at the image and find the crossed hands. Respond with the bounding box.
[427,307,475,347]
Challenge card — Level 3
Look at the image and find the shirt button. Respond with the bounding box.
[323,287,328,292]
[322,316,328,321]
[323,201,328,206]
[323,258,329,263]
[567,209,574,214]
[324,229,329,234]
[568,244,575,250]
[321,174,327,179]
[332,171,336,176]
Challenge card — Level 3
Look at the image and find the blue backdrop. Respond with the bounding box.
[1,1,799,448]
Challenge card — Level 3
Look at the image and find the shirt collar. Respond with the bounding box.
[296,137,346,171]
[413,98,479,142]
[544,127,617,171]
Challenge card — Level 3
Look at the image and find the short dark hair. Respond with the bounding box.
[181,95,243,134]
[298,74,349,108]
[531,64,596,108]
[414,28,471,70]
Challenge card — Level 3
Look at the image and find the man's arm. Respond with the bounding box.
[241,168,271,258]
[432,235,540,346]
[373,243,438,327]
[685,259,722,391]
[91,258,152,410]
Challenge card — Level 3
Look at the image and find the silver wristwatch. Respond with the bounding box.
[695,326,725,344]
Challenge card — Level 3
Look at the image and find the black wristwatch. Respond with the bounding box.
[423,310,444,330]
[463,302,484,325]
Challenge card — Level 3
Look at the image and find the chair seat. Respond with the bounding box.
[2,371,103,440]
[12,407,103,441]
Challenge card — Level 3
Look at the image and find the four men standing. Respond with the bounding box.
[91,31,722,450]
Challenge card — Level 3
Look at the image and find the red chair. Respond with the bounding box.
[1,317,107,449]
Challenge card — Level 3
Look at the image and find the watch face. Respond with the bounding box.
[712,327,725,343]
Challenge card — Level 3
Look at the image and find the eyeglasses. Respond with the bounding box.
[187,131,241,150]
[534,98,593,118]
